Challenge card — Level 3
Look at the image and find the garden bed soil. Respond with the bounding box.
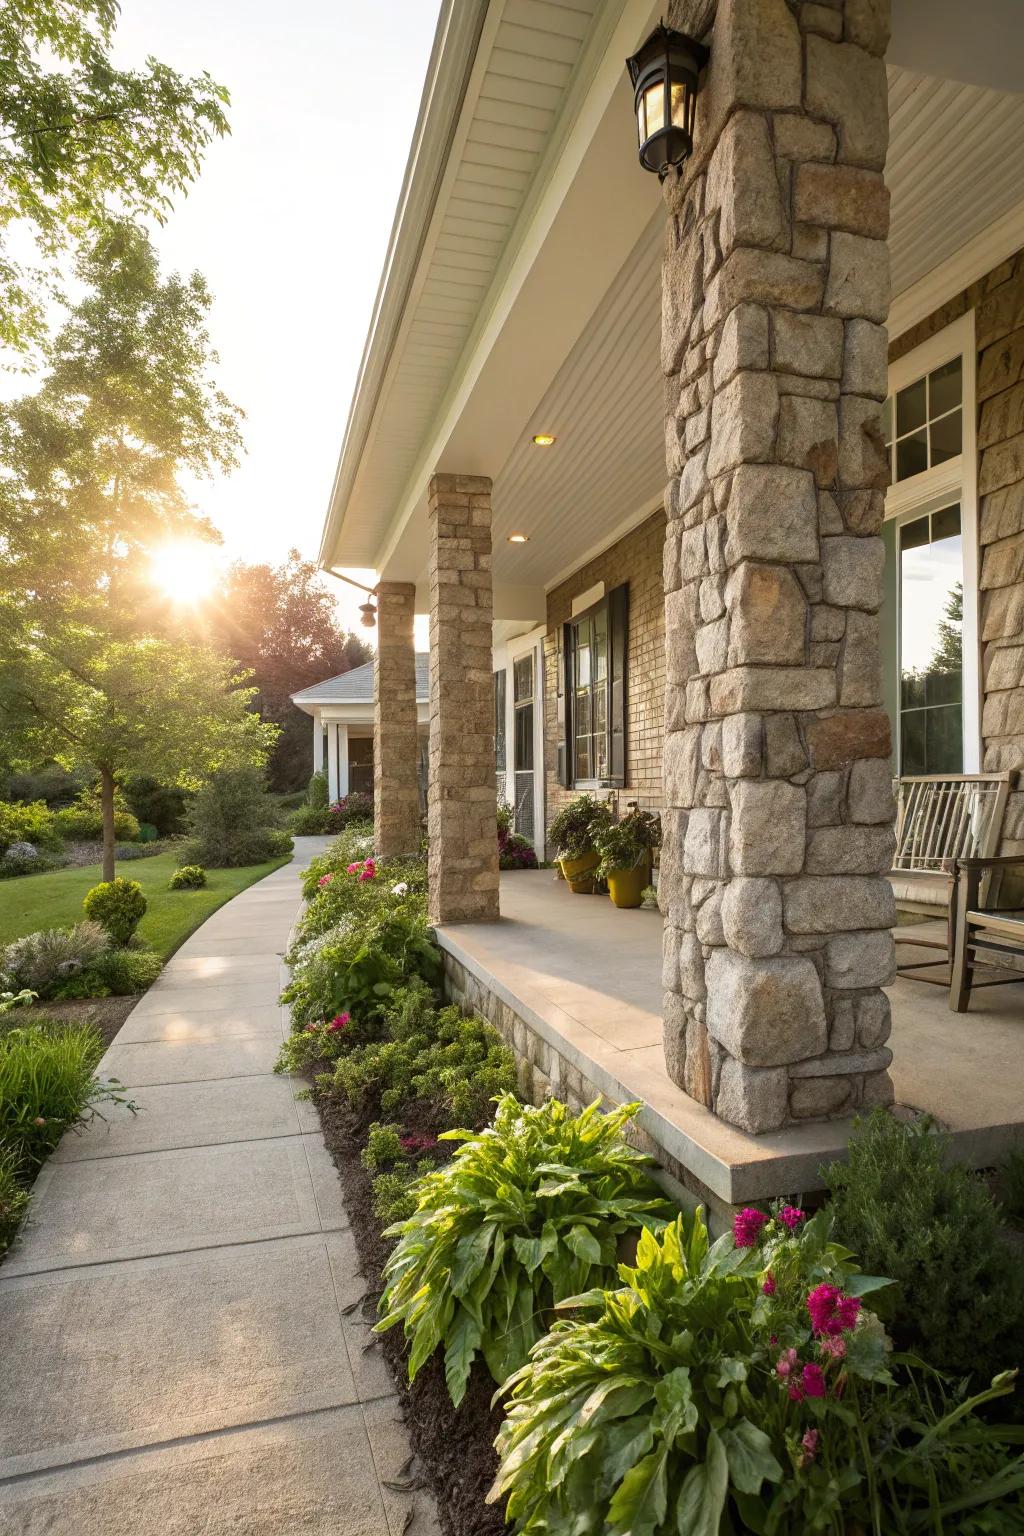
[313,1085,509,1536]
[14,995,139,1046]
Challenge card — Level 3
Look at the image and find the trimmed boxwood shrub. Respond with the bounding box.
[169,864,207,890]
[83,877,147,946]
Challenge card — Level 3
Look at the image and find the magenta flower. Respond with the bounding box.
[800,1428,820,1466]
[400,1132,437,1155]
[778,1205,806,1231]
[733,1207,769,1247]
[807,1283,861,1337]
[327,1012,350,1032]
[317,872,334,887]
[818,1333,847,1360]
[801,1363,827,1399]
[762,1273,777,1297]
[346,862,360,874]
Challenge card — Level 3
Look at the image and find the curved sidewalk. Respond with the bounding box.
[0,838,438,1536]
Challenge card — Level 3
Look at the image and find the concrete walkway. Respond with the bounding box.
[0,839,439,1536]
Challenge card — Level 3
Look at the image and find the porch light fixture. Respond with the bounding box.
[328,566,379,629]
[507,533,529,544]
[626,22,708,178]
[358,600,377,628]
[531,433,556,446]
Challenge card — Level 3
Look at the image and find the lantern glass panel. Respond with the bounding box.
[670,80,688,126]
[642,81,664,137]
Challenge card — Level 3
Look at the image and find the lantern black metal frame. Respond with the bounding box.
[626,22,708,178]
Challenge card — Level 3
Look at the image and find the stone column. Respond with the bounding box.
[660,0,896,1133]
[374,581,420,857]
[427,473,500,925]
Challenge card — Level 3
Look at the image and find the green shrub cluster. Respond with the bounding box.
[490,1205,1024,1535]
[825,1109,1024,1389]
[0,799,63,854]
[378,1096,674,1405]
[184,766,293,867]
[55,947,163,999]
[1,921,109,996]
[55,785,140,843]
[83,877,146,946]
[168,863,206,890]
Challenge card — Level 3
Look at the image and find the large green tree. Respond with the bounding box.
[0,0,229,355]
[0,632,276,879]
[201,552,371,790]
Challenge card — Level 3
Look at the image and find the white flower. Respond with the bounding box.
[391,881,409,896]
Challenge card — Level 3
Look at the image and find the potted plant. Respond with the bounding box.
[595,807,661,909]
[548,794,613,894]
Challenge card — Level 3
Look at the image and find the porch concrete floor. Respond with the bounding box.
[436,871,1024,1205]
[0,838,439,1536]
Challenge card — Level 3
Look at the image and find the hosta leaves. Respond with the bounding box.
[608,1448,669,1536]
[444,1308,482,1406]
[676,1430,728,1536]
[719,1420,782,1495]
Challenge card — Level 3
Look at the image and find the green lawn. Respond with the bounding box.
[0,850,290,959]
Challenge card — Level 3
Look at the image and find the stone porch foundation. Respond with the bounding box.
[660,0,897,1132]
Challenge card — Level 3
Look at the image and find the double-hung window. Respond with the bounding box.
[556,584,628,788]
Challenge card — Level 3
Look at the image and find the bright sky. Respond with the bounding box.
[110,0,442,636]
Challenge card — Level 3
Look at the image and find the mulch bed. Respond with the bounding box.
[14,995,140,1047]
[313,1084,509,1536]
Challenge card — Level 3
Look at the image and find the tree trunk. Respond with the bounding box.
[100,767,116,883]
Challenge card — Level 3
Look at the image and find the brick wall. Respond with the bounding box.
[891,249,1024,853]
[543,511,667,835]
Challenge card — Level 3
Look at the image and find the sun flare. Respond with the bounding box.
[149,539,221,605]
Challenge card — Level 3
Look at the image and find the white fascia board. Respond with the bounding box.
[319,0,492,568]
[375,0,661,577]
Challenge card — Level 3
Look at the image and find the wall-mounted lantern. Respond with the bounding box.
[626,23,708,177]
[358,599,377,629]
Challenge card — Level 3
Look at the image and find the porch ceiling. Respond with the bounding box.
[322,1,1024,596]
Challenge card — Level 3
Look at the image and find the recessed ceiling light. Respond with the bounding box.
[532,433,556,446]
[507,533,529,544]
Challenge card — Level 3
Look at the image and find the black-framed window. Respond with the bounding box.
[557,584,628,788]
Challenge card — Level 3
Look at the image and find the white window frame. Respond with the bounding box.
[885,310,980,773]
[495,626,547,860]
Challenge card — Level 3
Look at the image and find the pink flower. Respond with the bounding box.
[775,1348,799,1380]
[801,1363,827,1399]
[778,1205,806,1231]
[762,1273,777,1297]
[733,1207,769,1248]
[358,869,374,882]
[818,1334,847,1360]
[346,863,360,874]
[806,1283,861,1337]
[327,1013,350,1032]
[400,1132,437,1155]
[317,872,334,887]
[800,1429,820,1466]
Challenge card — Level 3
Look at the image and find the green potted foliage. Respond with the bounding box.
[595,807,661,909]
[548,794,613,893]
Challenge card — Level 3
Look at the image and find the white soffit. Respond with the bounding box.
[331,0,605,569]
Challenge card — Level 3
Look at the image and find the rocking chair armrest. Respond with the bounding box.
[954,853,1024,870]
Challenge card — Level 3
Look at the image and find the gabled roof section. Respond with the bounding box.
[291,654,430,708]
[321,0,608,572]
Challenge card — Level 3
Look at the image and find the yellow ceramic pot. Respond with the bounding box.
[559,851,600,894]
[607,861,649,909]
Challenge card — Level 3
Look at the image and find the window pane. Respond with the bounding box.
[594,728,608,780]
[929,357,962,417]
[930,408,962,465]
[494,669,506,770]
[515,704,533,771]
[348,736,373,765]
[896,377,927,435]
[574,735,590,780]
[513,653,533,703]
[896,430,928,481]
[575,628,591,688]
[593,607,608,682]
[899,507,963,774]
[575,688,591,735]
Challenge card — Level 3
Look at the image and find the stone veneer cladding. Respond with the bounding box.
[544,512,667,834]
[890,250,1024,870]
[373,582,421,858]
[426,473,500,924]
[659,0,897,1132]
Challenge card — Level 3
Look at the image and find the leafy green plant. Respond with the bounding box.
[641,883,659,909]
[283,898,441,1029]
[308,770,329,810]
[55,785,139,843]
[83,877,146,945]
[0,1020,135,1169]
[491,1205,1024,1536]
[595,807,662,880]
[81,947,163,997]
[1,921,109,997]
[299,827,380,900]
[184,766,293,868]
[825,1109,1024,1387]
[123,775,189,835]
[998,1144,1024,1226]
[548,793,613,861]
[376,1096,673,1406]
[361,1121,406,1171]
[371,1166,427,1226]
[168,864,207,890]
[325,792,374,833]
[326,995,515,1132]
[0,1142,30,1256]
[0,798,62,853]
